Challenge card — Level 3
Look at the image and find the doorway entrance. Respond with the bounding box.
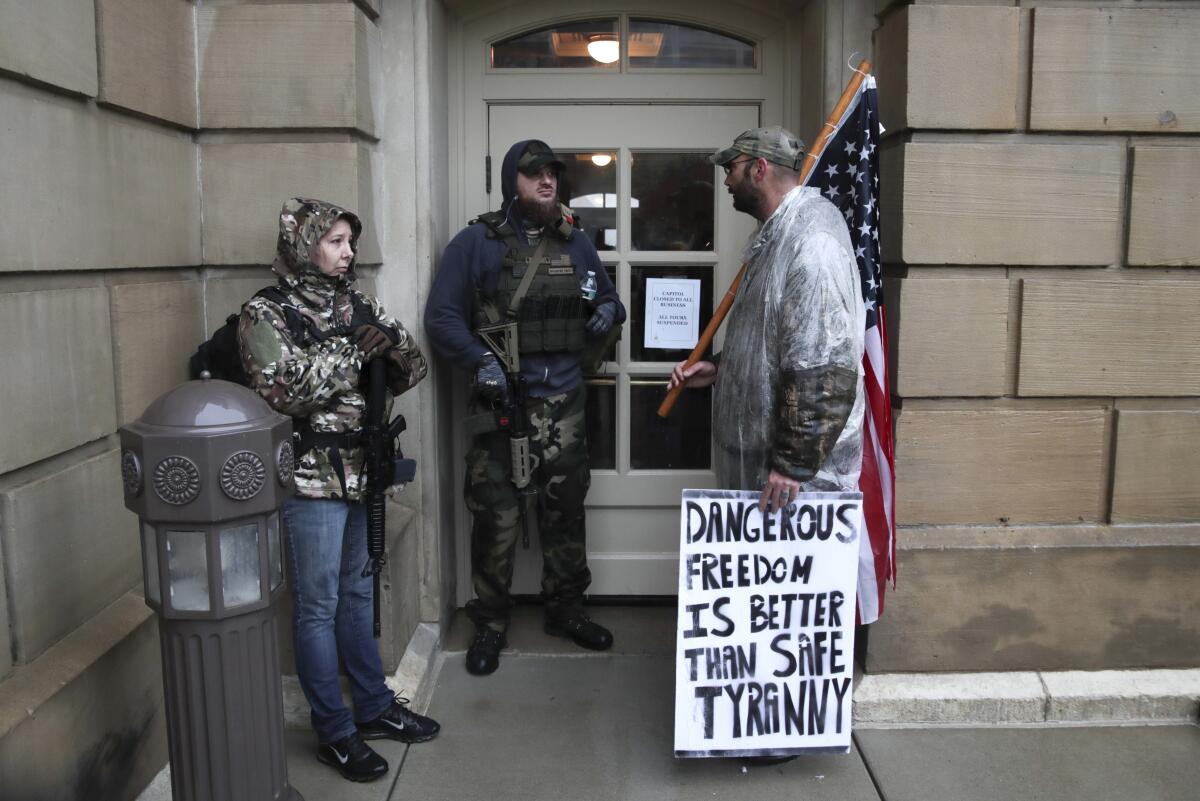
[478,103,758,596]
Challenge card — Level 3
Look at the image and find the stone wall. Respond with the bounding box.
[869,0,1200,672]
[0,2,434,798]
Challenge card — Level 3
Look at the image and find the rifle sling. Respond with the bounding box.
[504,236,551,321]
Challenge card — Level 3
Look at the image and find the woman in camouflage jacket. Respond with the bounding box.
[237,197,438,782]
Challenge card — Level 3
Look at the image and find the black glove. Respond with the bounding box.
[473,354,509,404]
[585,301,618,337]
[354,323,397,359]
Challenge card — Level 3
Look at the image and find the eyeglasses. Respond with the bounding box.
[722,157,755,176]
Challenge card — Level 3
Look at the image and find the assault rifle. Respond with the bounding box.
[476,320,537,548]
[362,358,417,638]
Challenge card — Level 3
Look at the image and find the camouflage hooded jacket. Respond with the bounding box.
[238,198,427,501]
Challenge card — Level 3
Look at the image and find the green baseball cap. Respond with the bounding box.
[709,125,805,170]
[516,139,566,175]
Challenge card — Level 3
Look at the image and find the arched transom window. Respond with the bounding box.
[491,17,758,70]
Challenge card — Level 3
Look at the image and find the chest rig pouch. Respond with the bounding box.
[473,211,588,357]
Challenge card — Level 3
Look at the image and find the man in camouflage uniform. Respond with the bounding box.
[239,198,440,782]
[426,140,626,675]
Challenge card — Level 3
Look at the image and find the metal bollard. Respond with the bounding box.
[119,374,303,801]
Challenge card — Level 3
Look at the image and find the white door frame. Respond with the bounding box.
[444,1,798,605]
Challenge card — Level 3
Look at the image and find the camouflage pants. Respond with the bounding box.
[464,387,592,632]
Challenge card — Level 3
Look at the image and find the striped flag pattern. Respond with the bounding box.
[804,74,896,624]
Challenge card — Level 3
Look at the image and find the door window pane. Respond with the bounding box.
[560,151,617,252]
[492,20,619,69]
[630,265,713,363]
[582,265,619,366]
[630,379,711,470]
[584,379,616,470]
[629,20,757,69]
[631,153,714,251]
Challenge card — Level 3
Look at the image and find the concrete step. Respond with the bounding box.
[439,605,1200,727]
[0,591,166,801]
[854,669,1200,727]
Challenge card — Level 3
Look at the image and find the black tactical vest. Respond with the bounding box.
[474,212,588,355]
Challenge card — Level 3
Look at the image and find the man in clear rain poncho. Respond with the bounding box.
[669,126,866,511]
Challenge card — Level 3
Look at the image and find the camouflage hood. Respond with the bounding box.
[271,197,363,298]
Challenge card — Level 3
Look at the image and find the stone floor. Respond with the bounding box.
[139,604,1200,801]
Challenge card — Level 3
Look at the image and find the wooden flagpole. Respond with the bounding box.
[657,59,874,418]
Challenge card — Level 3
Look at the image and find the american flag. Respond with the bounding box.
[804,74,895,624]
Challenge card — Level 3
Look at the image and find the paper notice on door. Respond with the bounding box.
[645,278,700,350]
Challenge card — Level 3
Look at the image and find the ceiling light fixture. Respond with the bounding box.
[590,153,613,167]
[586,35,620,64]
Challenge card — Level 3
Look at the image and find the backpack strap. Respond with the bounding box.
[252,286,313,345]
[471,210,511,240]
[252,285,367,345]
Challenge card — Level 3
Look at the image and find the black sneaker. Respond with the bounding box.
[544,611,613,651]
[358,695,441,743]
[465,626,506,675]
[316,732,388,783]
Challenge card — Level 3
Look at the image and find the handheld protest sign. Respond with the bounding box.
[674,489,861,758]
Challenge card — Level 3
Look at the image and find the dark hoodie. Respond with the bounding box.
[424,140,625,397]
[238,197,427,500]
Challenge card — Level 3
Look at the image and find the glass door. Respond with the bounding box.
[483,103,758,596]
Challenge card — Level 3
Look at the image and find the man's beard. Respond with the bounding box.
[729,178,763,219]
[518,195,560,228]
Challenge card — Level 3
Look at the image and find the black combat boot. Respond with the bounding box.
[316,732,388,782]
[466,626,506,675]
[358,694,441,743]
[544,610,613,651]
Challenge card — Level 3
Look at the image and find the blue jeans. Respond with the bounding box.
[282,496,392,743]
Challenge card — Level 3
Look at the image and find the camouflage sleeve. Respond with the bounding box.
[771,364,857,482]
[364,295,428,396]
[238,298,364,417]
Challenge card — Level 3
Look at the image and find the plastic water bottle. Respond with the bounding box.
[581,270,598,302]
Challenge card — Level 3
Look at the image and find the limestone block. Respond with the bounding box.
[876,5,1019,132]
[873,7,908,136]
[1031,8,1200,132]
[895,408,1108,524]
[0,544,9,680]
[1128,147,1200,266]
[865,529,1200,672]
[884,142,1124,265]
[885,278,1009,397]
[1018,280,1200,396]
[201,142,380,265]
[0,594,165,801]
[0,81,201,271]
[0,289,117,474]
[110,281,205,424]
[197,4,376,134]
[203,274,277,334]
[878,142,904,263]
[96,0,198,129]
[0,0,97,97]
[0,449,141,663]
[1111,411,1200,524]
